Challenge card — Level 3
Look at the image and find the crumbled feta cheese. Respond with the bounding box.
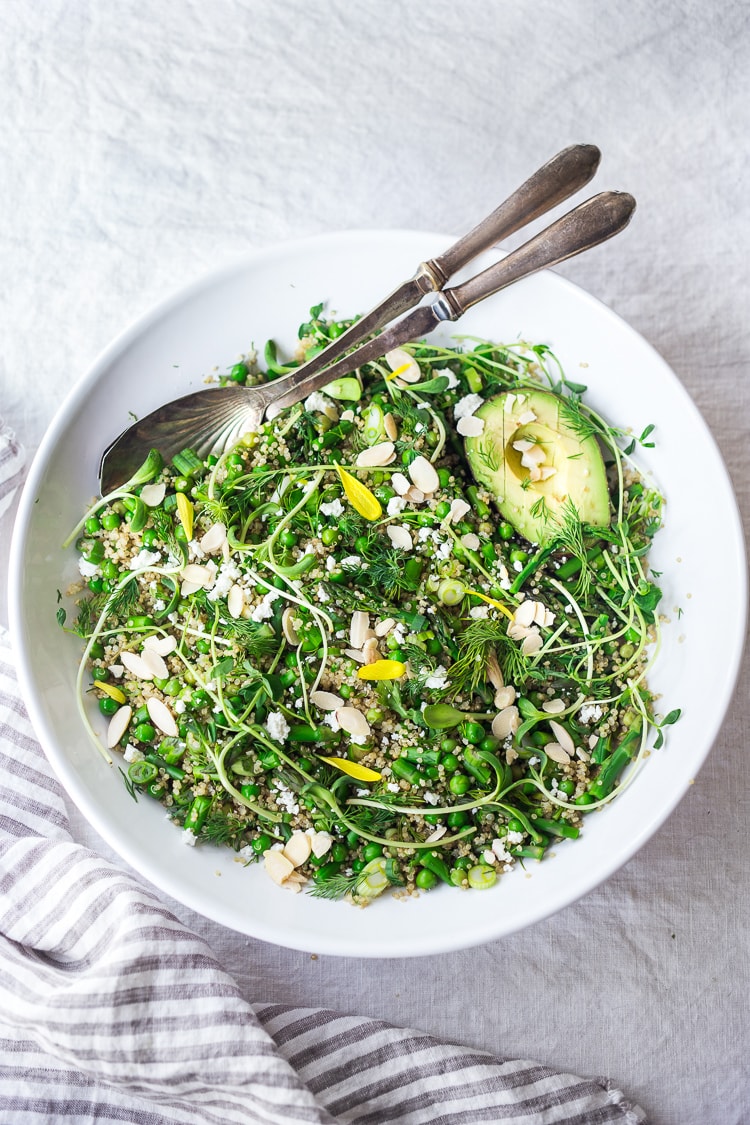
[579,703,603,724]
[387,782,400,793]
[439,368,459,389]
[469,606,489,619]
[182,829,197,847]
[423,791,439,806]
[320,498,344,518]
[454,393,484,420]
[207,561,241,602]
[326,555,337,572]
[251,589,281,621]
[316,584,330,602]
[425,665,449,690]
[123,744,144,763]
[78,557,100,578]
[128,549,161,571]
[272,781,299,815]
[266,711,290,742]
[340,555,362,569]
[152,599,166,612]
[188,538,206,561]
[173,699,186,714]
[387,496,407,516]
[506,830,524,846]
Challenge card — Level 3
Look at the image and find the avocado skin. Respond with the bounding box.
[464,389,611,546]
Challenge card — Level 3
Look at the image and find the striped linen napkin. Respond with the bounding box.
[0,427,646,1125]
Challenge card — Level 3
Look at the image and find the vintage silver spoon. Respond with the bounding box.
[99,148,632,493]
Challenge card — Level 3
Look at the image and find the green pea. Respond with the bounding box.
[435,500,451,519]
[462,721,485,745]
[447,810,469,828]
[230,362,248,383]
[98,697,120,716]
[88,577,104,593]
[321,527,339,546]
[126,615,153,629]
[162,678,182,696]
[437,468,452,488]
[558,779,576,796]
[346,830,360,847]
[84,516,101,534]
[497,521,514,541]
[279,529,297,548]
[441,752,459,773]
[89,641,105,660]
[331,843,349,863]
[142,527,159,548]
[100,560,119,580]
[338,684,352,699]
[575,793,596,806]
[507,817,525,833]
[425,638,443,656]
[449,773,471,795]
[134,723,156,743]
[101,512,121,530]
[190,689,211,707]
[252,833,273,853]
[354,535,370,554]
[363,843,383,861]
[479,735,500,753]
[415,868,438,890]
[509,548,528,565]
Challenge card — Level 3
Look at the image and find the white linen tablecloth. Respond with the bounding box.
[1,2,749,1122]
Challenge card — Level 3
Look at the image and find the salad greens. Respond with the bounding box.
[61,303,678,904]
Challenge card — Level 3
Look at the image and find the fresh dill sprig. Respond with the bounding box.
[192,590,277,657]
[448,618,529,697]
[307,871,367,901]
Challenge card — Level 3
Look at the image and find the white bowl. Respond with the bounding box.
[9,230,747,957]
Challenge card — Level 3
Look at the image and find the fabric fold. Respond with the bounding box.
[0,625,647,1124]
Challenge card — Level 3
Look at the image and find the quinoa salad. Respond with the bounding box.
[61,304,678,905]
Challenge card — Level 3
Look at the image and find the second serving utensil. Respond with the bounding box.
[99,144,602,492]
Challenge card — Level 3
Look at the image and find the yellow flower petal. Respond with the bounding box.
[335,465,382,521]
[385,362,412,382]
[319,756,382,782]
[93,680,127,705]
[467,588,515,621]
[357,660,406,681]
[176,492,194,541]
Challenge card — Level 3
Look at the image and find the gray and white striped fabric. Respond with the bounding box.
[0,632,648,1125]
[0,431,646,1124]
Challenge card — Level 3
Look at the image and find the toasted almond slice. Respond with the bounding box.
[486,649,504,691]
[386,524,412,550]
[448,498,471,523]
[120,650,159,680]
[350,610,370,650]
[374,617,396,637]
[408,455,439,495]
[513,601,537,627]
[180,579,202,597]
[200,521,227,554]
[461,532,480,551]
[507,622,529,641]
[391,472,411,496]
[426,826,448,843]
[495,685,517,710]
[146,696,178,737]
[532,602,550,627]
[283,831,312,867]
[521,630,543,656]
[180,563,214,589]
[386,347,421,383]
[227,584,245,619]
[545,742,571,765]
[283,871,307,892]
[310,831,333,858]
[107,705,132,748]
[356,441,396,468]
[492,705,520,740]
[140,647,170,679]
[143,634,178,656]
[549,719,575,755]
[405,486,425,504]
[140,482,166,507]
[335,706,371,738]
[362,637,380,664]
[310,690,344,711]
[543,698,566,714]
[456,415,485,437]
[343,647,368,663]
[264,849,295,885]
[576,747,590,762]
[383,413,398,440]
[282,608,300,646]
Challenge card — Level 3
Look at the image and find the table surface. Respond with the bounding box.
[2,3,749,1122]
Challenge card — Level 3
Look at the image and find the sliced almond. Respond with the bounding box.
[549,719,575,755]
[107,705,132,748]
[200,522,227,554]
[146,696,178,737]
[310,831,333,858]
[180,579,202,597]
[282,831,312,867]
[426,826,447,843]
[362,637,380,664]
[282,608,301,646]
[492,705,520,740]
[486,649,504,691]
[545,742,571,765]
[283,871,307,893]
[227,584,245,619]
[457,416,484,437]
[448,498,470,523]
[383,413,398,441]
[180,564,214,589]
[356,441,396,468]
[120,651,160,680]
[143,634,178,657]
[408,455,439,495]
[495,685,517,710]
[139,648,169,680]
[391,472,411,496]
[264,849,295,886]
[140,482,166,507]
[386,525,412,550]
[343,647,368,664]
[374,617,396,637]
[386,347,421,383]
[461,532,480,551]
[350,610,370,650]
[310,690,344,711]
[335,706,371,738]
[521,630,543,656]
[543,698,566,715]
[513,601,537,628]
[405,486,426,505]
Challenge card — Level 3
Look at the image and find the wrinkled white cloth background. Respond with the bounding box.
[1,2,749,1122]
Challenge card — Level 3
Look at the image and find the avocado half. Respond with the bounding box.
[464,388,611,546]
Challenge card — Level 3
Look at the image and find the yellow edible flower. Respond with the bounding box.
[335,466,382,521]
[318,756,382,782]
[357,660,406,681]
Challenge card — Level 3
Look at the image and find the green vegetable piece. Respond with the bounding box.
[464,389,610,546]
[323,376,361,401]
[353,857,391,902]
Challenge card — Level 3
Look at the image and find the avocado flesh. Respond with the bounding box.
[464,389,611,546]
